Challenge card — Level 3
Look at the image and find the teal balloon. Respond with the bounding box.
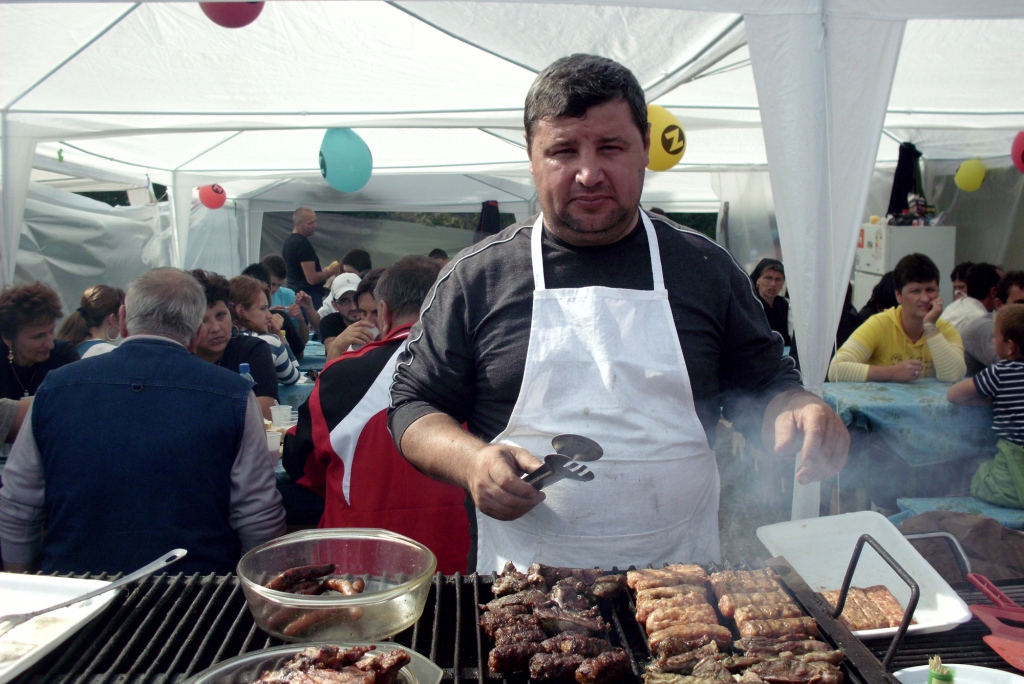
[319,129,372,192]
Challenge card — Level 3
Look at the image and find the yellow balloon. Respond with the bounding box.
[954,158,985,192]
[647,104,686,171]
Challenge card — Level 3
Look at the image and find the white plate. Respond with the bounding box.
[0,573,117,684]
[756,511,971,639]
[895,664,1024,683]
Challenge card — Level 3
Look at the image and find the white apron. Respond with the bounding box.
[476,212,721,573]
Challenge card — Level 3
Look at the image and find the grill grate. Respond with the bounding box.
[12,573,1022,683]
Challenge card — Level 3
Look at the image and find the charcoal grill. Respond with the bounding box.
[10,570,1023,683]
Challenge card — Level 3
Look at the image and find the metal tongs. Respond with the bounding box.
[522,434,603,491]
[0,548,187,638]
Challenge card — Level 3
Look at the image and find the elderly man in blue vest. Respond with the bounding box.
[0,268,285,575]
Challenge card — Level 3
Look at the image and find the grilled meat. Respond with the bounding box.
[489,642,544,675]
[655,633,725,659]
[280,607,364,638]
[647,623,733,652]
[529,563,607,587]
[628,565,709,590]
[733,603,804,625]
[541,633,613,657]
[690,656,734,682]
[494,621,547,646]
[821,586,910,630]
[551,578,593,611]
[590,574,628,599]
[745,657,844,684]
[480,604,533,639]
[734,637,834,656]
[576,649,630,684]
[709,570,782,599]
[655,642,720,674]
[636,592,710,623]
[264,563,337,592]
[738,617,819,639]
[492,561,548,596]
[534,605,607,635]
[322,578,365,596]
[863,585,910,627]
[636,585,708,602]
[645,604,719,633]
[482,588,550,612]
[718,591,794,618]
[529,652,585,682]
[253,646,408,684]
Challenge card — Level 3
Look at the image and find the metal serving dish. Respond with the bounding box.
[182,642,442,684]
[237,529,436,642]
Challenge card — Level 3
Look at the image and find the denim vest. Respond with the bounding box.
[32,337,253,574]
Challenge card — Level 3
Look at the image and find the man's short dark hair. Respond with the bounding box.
[341,249,372,274]
[997,271,1024,303]
[893,253,940,292]
[241,263,271,286]
[355,268,385,303]
[524,54,648,149]
[427,248,449,260]
[951,261,974,282]
[965,263,1001,300]
[261,254,287,279]
[375,256,441,319]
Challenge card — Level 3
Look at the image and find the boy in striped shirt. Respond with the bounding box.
[949,303,1024,508]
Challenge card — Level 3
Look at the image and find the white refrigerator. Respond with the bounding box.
[852,224,957,310]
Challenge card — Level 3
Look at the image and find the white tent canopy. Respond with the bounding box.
[4,0,1024,517]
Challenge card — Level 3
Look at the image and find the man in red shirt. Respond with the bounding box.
[283,256,470,573]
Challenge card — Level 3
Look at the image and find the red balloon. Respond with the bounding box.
[199,184,227,209]
[199,2,264,29]
[1012,131,1024,174]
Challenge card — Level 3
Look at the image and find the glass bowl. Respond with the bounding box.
[237,529,436,642]
[182,642,442,684]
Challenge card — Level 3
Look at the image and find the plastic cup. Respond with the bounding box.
[266,431,282,451]
[270,405,293,426]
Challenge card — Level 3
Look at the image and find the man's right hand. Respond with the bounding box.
[326,320,377,359]
[468,444,546,520]
[325,262,342,277]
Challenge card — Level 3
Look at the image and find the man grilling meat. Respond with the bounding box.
[388,54,849,573]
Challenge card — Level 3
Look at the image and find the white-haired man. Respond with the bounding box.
[0,268,285,575]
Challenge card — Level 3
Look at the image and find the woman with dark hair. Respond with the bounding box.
[229,275,300,386]
[57,285,125,358]
[0,282,79,446]
[190,270,279,421]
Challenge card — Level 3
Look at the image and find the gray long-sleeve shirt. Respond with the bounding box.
[388,214,802,451]
[0,391,285,565]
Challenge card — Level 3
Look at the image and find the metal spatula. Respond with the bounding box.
[0,548,187,638]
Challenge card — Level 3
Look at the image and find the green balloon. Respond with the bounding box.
[319,129,372,193]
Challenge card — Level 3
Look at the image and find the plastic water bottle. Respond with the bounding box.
[239,363,255,384]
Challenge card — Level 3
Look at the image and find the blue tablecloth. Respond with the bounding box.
[298,341,326,372]
[278,380,314,408]
[823,379,995,466]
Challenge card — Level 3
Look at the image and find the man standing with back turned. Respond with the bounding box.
[0,268,285,575]
[388,54,849,572]
[284,207,341,309]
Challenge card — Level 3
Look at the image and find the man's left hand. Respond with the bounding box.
[764,390,849,484]
[295,291,314,311]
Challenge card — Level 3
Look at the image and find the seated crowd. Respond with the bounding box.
[0,236,470,574]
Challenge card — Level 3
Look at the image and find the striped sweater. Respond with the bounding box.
[241,330,300,385]
[974,359,1024,446]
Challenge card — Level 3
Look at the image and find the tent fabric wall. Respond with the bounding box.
[17,184,171,311]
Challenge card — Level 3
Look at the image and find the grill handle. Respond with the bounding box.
[833,533,920,673]
[902,531,972,580]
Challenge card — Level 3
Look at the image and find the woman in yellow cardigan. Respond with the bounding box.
[829,253,966,383]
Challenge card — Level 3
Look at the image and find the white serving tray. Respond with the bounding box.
[756,511,971,640]
[0,573,118,683]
